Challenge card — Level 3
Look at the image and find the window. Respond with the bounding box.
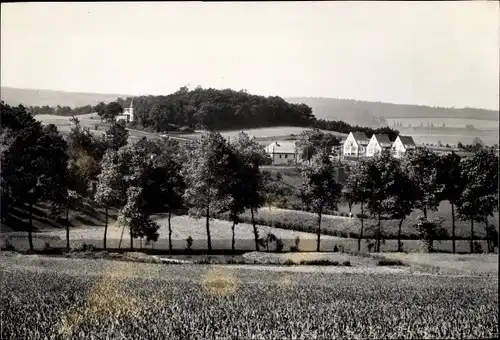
[279,155,282,159]
[285,154,288,159]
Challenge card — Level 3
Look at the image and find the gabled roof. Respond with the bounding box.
[351,131,370,145]
[265,141,296,154]
[374,134,392,148]
[398,135,416,148]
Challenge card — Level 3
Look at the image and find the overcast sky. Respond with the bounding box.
[1,2,499,110]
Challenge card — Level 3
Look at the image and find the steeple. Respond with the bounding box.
[129,97,134,109]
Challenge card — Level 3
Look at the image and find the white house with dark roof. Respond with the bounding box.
[265,140,298,165]
[391,135,416,158]
[342,131,370,159]
[366,134,392,157]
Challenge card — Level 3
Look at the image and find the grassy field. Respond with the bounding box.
[177,126,347,141]
[226,205,498,241]
[1,255,498,339]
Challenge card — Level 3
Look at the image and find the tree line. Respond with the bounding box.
[2,101,496,254]
[26,86,399,139]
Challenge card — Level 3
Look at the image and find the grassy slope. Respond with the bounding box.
[0,87,129,108]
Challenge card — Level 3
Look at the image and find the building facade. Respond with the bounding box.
[265,141,298,165]
[115,98,134,123]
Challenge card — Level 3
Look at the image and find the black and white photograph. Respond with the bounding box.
[1,2,499,339]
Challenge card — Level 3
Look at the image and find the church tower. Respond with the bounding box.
[122,97,134,122]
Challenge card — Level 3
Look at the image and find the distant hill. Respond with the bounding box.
[285,97,499,127]
[2,87,498,130]
[0,87,129,108]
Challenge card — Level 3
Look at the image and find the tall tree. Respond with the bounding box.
[103,101,124,121]
[402,147,441,218]
[95,150,126,250]
[436,152,463,253]
[458,149,499,253]
[230,132,270,251]
[345,161,371,251]
[298,150,342,251]
[383,159,416,252]
[181,132,233,252]
[142,138,185,252]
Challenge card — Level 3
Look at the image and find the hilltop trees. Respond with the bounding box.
[298,150,342,251]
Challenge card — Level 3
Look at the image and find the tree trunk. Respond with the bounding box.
[376,213,381,252]
[316,209,322,252]
[358,202,364,252]
[423,206,427,219]
[66,205,70,252]
[397,218,404,252]
[130,229,134,251]
[231,212,236,253]
[168,209,173,252]
[470,219,474,253]
[251,206,259,251]
[206,206,212,252]
[103,205,108,251]
[451,201,456,254]
[118,224,125,249]
[28,202,34,251]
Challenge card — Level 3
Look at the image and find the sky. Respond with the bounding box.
[1,2,499,110]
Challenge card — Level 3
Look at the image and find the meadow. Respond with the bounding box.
[1,255,498,339]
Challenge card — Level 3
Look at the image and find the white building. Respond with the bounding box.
[342,132,370,159]
[366,134,392,157]
[391,135,416,158]
[265,141,298,165]
[115,98,134,123]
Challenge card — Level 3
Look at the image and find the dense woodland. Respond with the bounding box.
[1,101,498,255]
[27,87,400,139]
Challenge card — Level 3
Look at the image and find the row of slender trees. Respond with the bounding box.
[300,141,498,254]
[1,101,498,254]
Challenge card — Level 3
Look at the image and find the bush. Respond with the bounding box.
[299,259,340,266]
[377,259,405,266]
[1,239,16,251]
[284,259,295,266]
[342,260,351,266]
[276,238,284,253]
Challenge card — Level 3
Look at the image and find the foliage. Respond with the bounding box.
[414,217,449,253]
[295,128,340,162]
[103,121,129,151]
[402,147,441,218]
[298,150,342,251]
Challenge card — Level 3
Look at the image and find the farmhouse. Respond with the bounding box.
[391,135,416,158]
[115,98,134,123]
[342,132,370,159]
[265,141,298,165]
[366,134,392,157]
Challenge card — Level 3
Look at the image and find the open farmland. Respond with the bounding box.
[34,113,165,143]
[177,126,347,142]
[1,255,498,339]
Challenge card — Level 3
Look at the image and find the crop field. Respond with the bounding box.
[177,126,347,141]
[1,255,498,339]
[387,117,499,129]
